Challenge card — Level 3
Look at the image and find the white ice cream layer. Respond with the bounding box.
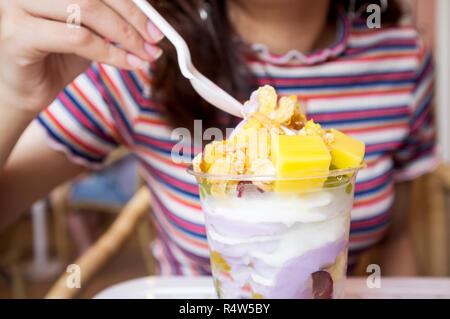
[208,191,336,225]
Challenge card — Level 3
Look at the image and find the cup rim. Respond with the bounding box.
[186,164,365,181]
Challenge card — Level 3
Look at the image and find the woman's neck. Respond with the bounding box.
[228,0,335,55]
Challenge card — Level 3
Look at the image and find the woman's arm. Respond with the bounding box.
[0,121,85,231]
[0,0,163,230]
[0,107,35,168]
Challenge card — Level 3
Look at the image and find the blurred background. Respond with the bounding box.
[0,0,449,298]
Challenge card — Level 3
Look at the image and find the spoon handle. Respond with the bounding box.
[132,0,193,78]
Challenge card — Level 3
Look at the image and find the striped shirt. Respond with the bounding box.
[37,14,438,275]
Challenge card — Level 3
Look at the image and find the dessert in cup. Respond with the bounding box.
[188,85,365,299]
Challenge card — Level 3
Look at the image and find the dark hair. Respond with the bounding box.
[334,0,402,25]
[150,0,402,132]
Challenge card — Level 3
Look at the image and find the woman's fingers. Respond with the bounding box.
[17,0,163,62]
[25,17,146,70]
[103,0,164,44]
[103,0,163,59]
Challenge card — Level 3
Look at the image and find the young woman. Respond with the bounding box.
[0,0,437,275]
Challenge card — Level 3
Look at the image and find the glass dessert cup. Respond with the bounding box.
[187,165,363,299]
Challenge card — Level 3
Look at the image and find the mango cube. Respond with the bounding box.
[208,156,233,176]
[204,141,225,166]
[271,135,331,192]
[210,250,230,272]
[328,129,365,169]
[247,128,270,165]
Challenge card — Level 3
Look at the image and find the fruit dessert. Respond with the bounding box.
[189,85,365,299]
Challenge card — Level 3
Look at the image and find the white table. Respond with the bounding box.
[95,276,450,299]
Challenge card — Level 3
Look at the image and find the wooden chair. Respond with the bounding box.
[409,164,449,276]
[50,148,141,265]
[355,164,450,277]
[45,187,153,299]
[0,221,27,298]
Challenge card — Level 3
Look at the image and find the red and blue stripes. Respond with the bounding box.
[37,16,438,275]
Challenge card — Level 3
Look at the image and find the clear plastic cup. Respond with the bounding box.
[187,165,363,299]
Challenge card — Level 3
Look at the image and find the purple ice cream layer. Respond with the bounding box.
[216,236,347,299]
[265,237,347,298]
[205,212,290,238]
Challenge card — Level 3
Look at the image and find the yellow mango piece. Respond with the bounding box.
[325,250,347,282]
[204,141,225,165]
[208,156,233,176]
[210,251,230,272]
[245,128,258,167]
[257,128,270,159]
[328,129,365,169]
[245,128,271,166]
[192,152,207,172]
[235,126,258,145]
[271,135,331,192]
[235,149,246,173]
[210,183,227,196]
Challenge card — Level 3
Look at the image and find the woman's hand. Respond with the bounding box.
[0,0,163,115]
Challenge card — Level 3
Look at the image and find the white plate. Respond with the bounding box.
[94,276,217,299]
[94,276,450,299]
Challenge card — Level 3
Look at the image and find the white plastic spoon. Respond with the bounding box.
[132,0,243,118]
